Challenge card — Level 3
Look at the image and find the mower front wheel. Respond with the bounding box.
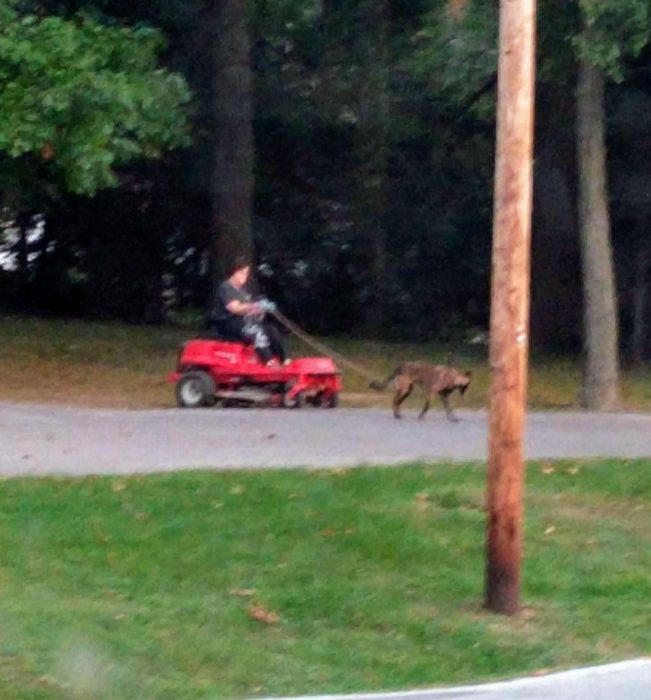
[176,370,216,408]
[312,390,339,408]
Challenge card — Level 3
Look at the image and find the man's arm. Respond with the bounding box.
[225,298,259,316]
[220,283,261,316]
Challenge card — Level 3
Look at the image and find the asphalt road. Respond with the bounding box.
[1,402,651,477]
[257,660,651,700]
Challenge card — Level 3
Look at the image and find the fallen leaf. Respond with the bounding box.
[321,528,337,538]
[229,588,256,597]
[249,604,280,625]
[230,485,245,495]
[544,525,556,536]
[37,675,60,688]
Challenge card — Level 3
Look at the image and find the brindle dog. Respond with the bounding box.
[370,362,472,422]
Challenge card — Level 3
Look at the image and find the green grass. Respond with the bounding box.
[2,314,651,410]
[0,460,650,699]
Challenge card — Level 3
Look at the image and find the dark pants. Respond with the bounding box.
[209,316,287,364]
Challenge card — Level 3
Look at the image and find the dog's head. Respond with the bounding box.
[455,370,472,395]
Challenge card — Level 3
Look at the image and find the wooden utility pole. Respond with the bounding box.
[485,0,537,616]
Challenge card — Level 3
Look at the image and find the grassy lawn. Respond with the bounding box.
[2,314,651,410]
[0,460,650,699]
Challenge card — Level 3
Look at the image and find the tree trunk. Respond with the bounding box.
[209,0,254,284]
[575,58,620,409]
[355,0,390,333]
[631,236,650,366]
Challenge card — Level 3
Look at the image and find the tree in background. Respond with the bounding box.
[4,0,651,360]
[574,0,650,408]
[320,0,393,332]
[0,0,191,316]
[413,0,651,403]
[0,2,190,196]
[208,0,254,280]
[252,0,494,337]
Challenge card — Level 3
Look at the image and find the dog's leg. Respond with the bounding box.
[418,395,431,420]
[442,392,459,422]
[392,383,412,420]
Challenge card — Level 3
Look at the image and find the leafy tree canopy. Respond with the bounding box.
[0,0,191,196]
[576,0,650,81]
[410,0,651,108]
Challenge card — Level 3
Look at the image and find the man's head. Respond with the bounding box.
[228,256,251,287]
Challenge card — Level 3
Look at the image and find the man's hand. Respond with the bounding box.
[257,298,277,313]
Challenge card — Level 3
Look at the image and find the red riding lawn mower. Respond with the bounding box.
[167,338,342,409]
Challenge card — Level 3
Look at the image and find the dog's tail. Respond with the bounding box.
[369,367,401,392]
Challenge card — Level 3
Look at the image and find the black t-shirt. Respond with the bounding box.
[211,281,253,321]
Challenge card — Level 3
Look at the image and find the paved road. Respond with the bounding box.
[256,660,651,700]
[1,402,651,477]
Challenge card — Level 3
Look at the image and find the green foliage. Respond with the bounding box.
[412,0,651,96]
[410,1,498,119]
[2,0,650,348]
[576,0,651,81]
[0,2,191,195]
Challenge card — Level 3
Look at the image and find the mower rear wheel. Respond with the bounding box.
[283,392,305,409]
[176,370,216,408]
[324,392,339,408]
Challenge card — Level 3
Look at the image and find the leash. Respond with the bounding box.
[270,309,384,385]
